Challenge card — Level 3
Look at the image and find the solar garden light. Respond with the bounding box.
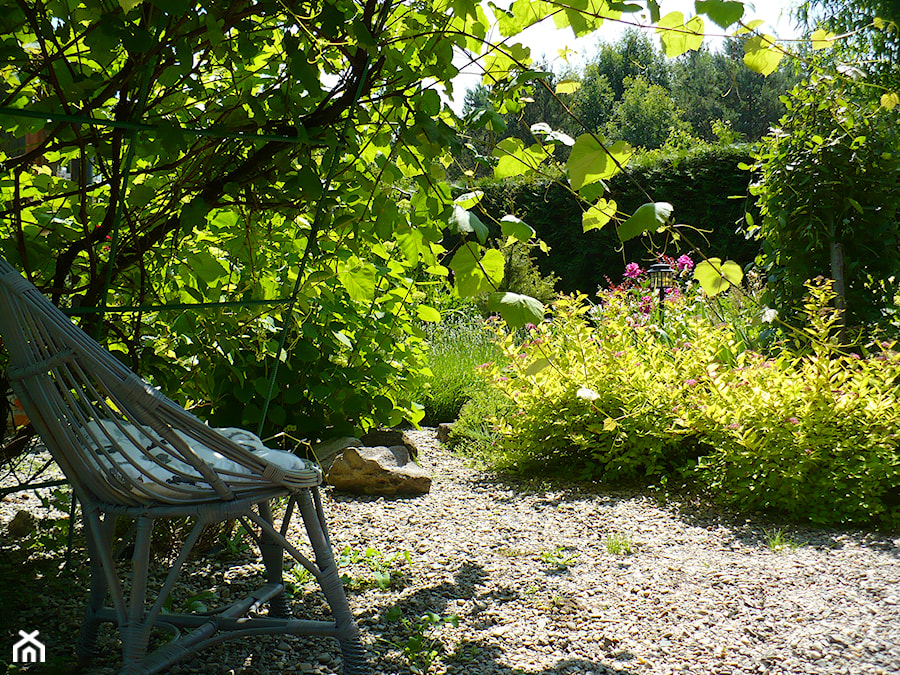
[648,261,675,325]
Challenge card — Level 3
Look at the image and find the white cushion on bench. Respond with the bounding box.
[82,420,314,498]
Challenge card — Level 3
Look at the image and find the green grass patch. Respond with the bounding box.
[413,313,506,425]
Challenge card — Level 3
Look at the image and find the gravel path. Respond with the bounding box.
[2,428,899,674]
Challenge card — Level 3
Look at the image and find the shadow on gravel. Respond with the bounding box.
[361,561,637,675]
[463,468,900,558]
[465,473,653,511]
[375,637,638,675]
[356,560,488,626]
[670,500,900,557]
[376,638,638,675]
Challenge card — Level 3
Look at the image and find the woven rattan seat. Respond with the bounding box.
[0,257,367,674]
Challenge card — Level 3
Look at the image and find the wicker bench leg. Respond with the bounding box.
[298,489,369,675]
[259,500,290,618]
[77,511,115,664]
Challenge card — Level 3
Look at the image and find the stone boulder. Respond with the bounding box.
[436,422,455,443]
[325,445,431,496]
[359,429,419,458]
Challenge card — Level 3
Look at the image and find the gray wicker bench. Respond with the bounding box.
[0,257,367,674]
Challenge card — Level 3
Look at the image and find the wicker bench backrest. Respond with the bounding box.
[0,258,319,507]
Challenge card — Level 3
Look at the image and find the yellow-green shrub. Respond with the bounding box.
[690,281,900,527]
[689,347,900,527]
[486,293,728,480]
[473,282,900,528]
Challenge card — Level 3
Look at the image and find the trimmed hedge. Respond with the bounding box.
[475,145,761,294]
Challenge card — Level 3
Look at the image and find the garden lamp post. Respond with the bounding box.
[648,262,675,326]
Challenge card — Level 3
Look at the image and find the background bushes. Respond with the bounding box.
[474,145,760,293]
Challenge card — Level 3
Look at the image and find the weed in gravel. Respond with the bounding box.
[764,528,804,552]
[545,593,580,613]
[538,545,579,570]
[162,589,216,614]
[284,563,314,595]
[338,545,411,590]
[384,607,459,674]
[218,523,251,557]
[605,532,634,555]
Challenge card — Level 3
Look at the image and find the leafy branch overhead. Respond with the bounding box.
[0,0,883,435]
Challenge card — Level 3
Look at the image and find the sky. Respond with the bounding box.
[447,0,803,112]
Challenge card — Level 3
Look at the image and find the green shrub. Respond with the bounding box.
[447,384,514,462]
[490,239,559,308]
[140,300,429,438]
[690,280,900,527]
[750,75,900,329]
[460,280,900,528]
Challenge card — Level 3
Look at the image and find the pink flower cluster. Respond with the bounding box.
[676,254,694,272]
[623,262,643,279]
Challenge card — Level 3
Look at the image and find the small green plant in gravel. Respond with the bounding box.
[539,545,579,570]
[218,523,251,557]
[764,528,804,553]
[605,532,634,555]
[162,589,216,614]
[384,607,460,674]
[545,593,579,613]
[338,545,411,590]
[285,562,314,595]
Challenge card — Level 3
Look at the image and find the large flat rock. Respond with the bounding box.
[325,445,431,495]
